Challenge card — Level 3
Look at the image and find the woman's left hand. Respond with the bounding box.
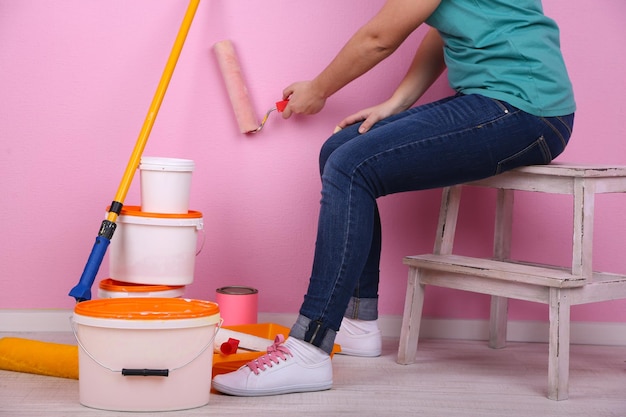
[336,99,404,134]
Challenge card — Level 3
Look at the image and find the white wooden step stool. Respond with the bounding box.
[397,163,626,400]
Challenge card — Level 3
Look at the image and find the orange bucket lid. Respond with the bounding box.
[74,298,219,320]
[106,205,202,219]
[99,278,184,293]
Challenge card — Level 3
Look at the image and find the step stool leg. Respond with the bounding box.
[489,188,514,349]
[489,296,509,349]
[572,177,595,277]
[548,287,571,400]
[397,267,425,364]
[434,186,462,255]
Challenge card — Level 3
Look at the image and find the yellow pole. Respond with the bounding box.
[106,0,201,222]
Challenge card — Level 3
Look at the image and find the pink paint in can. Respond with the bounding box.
[215,286,258,326]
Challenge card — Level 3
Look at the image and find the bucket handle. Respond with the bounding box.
[122,368,170,377]
[196,228,206,256]
[70,317,222,376]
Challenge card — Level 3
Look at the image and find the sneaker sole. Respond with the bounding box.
[336,347,381,357]
[212,380,333,397]
[335,330,382,357]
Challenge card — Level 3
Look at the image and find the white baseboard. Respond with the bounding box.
[2,310,625,346]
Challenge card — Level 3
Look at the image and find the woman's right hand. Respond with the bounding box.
[281,81,327,119]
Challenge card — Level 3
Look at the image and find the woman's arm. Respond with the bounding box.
[337,26,446,133]
[281,0,441,118]
[389,27,446,112]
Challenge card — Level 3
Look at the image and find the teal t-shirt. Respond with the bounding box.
[425,0,576,117]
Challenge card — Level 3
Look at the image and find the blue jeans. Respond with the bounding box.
[289,93,574,353]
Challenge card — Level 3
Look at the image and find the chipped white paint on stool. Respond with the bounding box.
[397,163,626,401]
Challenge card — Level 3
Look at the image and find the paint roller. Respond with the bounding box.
[0,337,79,379]
[213,328,273,354]
[213,40,288,134]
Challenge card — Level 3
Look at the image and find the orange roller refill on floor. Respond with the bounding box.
[0,338,78,379]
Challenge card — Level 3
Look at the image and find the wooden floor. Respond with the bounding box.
[1,332,625,416]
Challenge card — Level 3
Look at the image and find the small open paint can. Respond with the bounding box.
[215,286,258,326]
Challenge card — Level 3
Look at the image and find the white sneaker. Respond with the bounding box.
[335,318,382,357]
[212,335,333,396]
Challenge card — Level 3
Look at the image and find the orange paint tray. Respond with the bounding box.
[212,322,340,377]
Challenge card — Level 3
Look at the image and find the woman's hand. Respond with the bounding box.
[281,81,327,119]
[336,98,405,134]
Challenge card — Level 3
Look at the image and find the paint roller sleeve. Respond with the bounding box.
[213,40,260,134]
[0,337,79,379]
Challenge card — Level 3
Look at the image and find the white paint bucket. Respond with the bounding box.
[109,206,203,286]
[140,156,195,214]
[72,298,220,412]
[98,278,185,299]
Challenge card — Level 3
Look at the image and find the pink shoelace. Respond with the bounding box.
[246,334,293,375]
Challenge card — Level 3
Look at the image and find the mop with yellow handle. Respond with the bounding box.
[68,0,201,302]
[0,1,201,380]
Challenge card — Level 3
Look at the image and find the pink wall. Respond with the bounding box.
[1,1,625,324]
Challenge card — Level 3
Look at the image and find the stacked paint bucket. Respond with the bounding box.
[100,156,202,299]
[72,157,220,412]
